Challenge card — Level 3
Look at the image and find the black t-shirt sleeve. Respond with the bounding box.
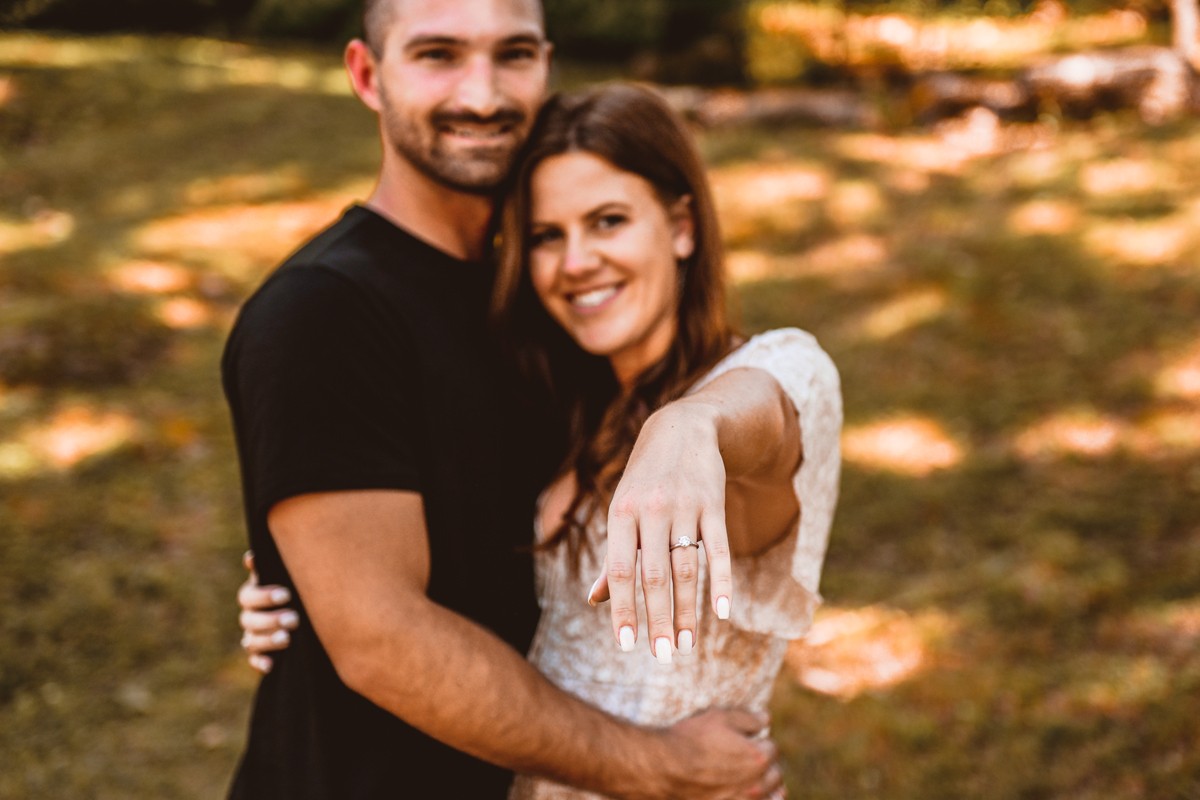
[226,265,421,519]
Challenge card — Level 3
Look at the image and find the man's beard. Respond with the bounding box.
[380,91,527,196]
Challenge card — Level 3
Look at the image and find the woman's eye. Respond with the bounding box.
[597,214,627,231]
[529,229,561,248]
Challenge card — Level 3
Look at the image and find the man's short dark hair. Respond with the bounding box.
[363,0,394,58]
[362,0,545,58]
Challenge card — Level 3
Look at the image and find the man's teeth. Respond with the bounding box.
[446,127,507,140]
[572,287,618,309]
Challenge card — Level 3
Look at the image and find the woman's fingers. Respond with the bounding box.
[605,503,640,652]
[700,507,733,620]
[670,532,700,656]
[640,515,676,665]
[243,550,255,572]
[587,561,610,606]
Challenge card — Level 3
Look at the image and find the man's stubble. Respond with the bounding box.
[378,80,529,196]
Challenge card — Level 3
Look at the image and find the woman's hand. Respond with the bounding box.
[238,551,299,674]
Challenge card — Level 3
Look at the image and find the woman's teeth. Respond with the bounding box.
[571,286,619,309]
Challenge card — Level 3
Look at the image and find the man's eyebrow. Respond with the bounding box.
[402,35,466,51]
[498,34,546,47]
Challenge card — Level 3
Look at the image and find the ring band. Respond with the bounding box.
[669,535,701,551]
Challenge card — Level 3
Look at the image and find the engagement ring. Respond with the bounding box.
[669,535,701,551]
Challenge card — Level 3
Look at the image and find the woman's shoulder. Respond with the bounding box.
[691,328,840,396]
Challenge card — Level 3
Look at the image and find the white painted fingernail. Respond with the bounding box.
[678,629,694,655]
[655,637,673,665]
[270,630,290,646]
[270,588,291,604]
[619,626,635,652]
[717,596,730,620]
[586,577,601,606]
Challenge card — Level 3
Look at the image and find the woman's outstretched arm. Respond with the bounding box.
[593,366,803,661]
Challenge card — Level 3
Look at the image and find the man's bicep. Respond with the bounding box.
[268,490,431,657]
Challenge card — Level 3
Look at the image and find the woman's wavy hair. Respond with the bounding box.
[492,83,736,566]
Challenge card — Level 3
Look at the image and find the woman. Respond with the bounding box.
[238,84,842,800]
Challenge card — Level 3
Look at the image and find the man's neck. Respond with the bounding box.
[367,147,495,263]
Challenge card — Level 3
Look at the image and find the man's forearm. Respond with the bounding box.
[332,590,666,798]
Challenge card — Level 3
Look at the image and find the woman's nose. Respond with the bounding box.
[562,233,600,276]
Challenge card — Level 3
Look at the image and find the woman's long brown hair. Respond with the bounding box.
[493,83,736,567]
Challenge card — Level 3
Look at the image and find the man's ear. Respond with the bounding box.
[670,194,696,261]
[345,39,383,113]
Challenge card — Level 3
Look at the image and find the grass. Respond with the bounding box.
[1,32,1199,799]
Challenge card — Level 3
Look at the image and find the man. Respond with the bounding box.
[223,0,794,797]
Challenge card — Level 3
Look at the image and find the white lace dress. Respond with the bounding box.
[510,329,843,800]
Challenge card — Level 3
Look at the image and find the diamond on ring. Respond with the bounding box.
[670,535,700,551]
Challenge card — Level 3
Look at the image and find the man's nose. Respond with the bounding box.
[453,53,501,118]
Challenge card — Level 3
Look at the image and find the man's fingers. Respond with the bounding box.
[248,654,273,674]
[722,708,773,737]
[241,630,291,654]
[238,580,291,611]
[700,508,733,620]
[756,764,784,800]
[606,505,640,651]
[670,532,700,655]
[240,608,300,635]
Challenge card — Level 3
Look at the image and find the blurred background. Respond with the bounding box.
[1,0,1199,797]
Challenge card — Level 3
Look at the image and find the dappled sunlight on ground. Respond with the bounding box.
[0,405,138,478]
[750,1,1147,79]
[0,209,75,255]
[1082,215,1195,267]
[841,417,963,476]
[847,288,948,341]
[1015,409,1125,460]
[183,168,312,208]
[826,180,887,230]
[710,161,827,243]
[132,196,359,281]
[1079,157,1171,197]
[1014,406,1200,461]
[1008,198,1081,236]
[0,34,351,96]
[726,234,890,286]
[786,605,953,699]
[1155,340,1200,401]
[107,261,193,295]
[157,297,215,330]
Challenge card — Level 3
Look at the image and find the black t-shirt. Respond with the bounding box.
[222,205,558,799]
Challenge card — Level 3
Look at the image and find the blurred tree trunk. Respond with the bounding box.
[1174,0,1200,66]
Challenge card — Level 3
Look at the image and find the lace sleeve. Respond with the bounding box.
[688,328,843,640]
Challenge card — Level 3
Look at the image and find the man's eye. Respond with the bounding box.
[416,48,454,63]
[498,47,537,63]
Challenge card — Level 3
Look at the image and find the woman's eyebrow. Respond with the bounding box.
[584,201,631,219]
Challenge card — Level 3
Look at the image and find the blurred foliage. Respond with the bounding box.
[1,31,1199,799]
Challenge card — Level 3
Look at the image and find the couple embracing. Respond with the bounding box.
[222,0,842,797]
